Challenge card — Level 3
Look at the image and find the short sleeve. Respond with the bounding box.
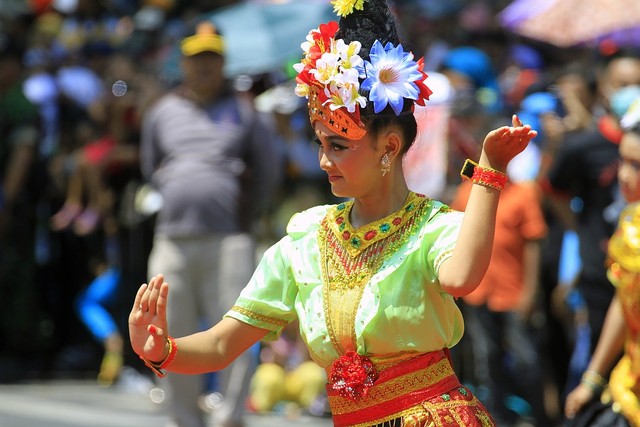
[225,236,299,341]
[423,205,463,277]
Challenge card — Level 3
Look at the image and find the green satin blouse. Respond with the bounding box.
[225,192,464,368]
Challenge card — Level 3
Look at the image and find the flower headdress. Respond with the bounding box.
[294,0,432,140]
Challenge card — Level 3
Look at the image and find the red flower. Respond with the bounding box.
[296,21,339,93]
[414,58,433,107]
[330,351,378,400]
[309,21,338,60]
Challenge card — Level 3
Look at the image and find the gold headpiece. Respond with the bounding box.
[180,22,225,56]
[308,86,367,140]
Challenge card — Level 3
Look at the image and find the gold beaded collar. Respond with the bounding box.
[324,192,429,258]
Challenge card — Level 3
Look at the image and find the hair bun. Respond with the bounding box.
[335,0,401,59]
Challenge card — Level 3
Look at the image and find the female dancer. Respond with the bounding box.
[129,1,535,425]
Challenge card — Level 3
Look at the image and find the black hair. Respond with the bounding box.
[362,101,418,154]
[335,0,400,59]
[336,0,418,152]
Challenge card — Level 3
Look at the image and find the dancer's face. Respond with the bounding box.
[619,131,640,203]
[313,122,388,199]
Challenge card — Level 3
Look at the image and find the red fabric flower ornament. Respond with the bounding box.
[330,351,378,400]
[414,58,433,107]
[295,21,339,106]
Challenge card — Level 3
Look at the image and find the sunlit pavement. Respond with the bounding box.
[0,374,333,427]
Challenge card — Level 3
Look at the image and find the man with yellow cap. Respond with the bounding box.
[139,21,282,427]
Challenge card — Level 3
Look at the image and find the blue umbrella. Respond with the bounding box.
[207,1,335,77]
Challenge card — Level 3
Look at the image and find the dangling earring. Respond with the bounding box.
[381,153,391,177]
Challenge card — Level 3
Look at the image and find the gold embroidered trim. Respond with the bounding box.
[368,351,426,371]
[419,396,495,427]
[358,407,425,427]
[434,248,454,272]
[229,305,289,329]
[319,193,431,354]
[309,85,367,140]
[342,389,494,427]
[325,192,429,258]
[328,358,453,415]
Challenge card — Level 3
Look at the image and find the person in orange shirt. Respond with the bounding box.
[451,169,549,426]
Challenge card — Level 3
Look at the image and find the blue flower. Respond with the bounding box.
[361,41,423,115]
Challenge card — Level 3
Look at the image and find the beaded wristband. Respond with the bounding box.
[140,336,178,378]
[460,159,508,191]
[580,370,606,393]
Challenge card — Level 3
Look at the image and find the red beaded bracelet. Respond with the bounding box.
[460,159,508,191]
[140,336,178,378]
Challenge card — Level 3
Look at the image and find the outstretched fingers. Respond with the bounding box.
[147,274,164,316]
[135,274,164,315]
[483,116,538,168]
[132,283,148,315]
[511,115,537,140]
[156,280,169,323]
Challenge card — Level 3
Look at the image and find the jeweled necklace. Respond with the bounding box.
[318,192,429,353]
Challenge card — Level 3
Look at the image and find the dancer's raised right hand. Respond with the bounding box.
[128,274,170,362]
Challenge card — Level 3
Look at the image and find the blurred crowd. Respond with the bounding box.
[1,0,639,426]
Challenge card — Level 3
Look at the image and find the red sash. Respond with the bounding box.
[326,349,460,426]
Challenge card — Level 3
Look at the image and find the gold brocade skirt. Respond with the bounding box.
[325,350,496,427]
[608,355,640,426]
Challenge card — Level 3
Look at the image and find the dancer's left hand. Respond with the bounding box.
[480,114,537,171]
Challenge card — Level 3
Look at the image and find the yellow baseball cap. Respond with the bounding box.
[180,21,225,56]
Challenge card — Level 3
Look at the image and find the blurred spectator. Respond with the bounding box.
[140,21,281,427]
[564,98,640,427]
[500,43,545,112]
[552,62,598,134]
[516,87,581,421]
[440,45,505,116]
[74,229,123,385]
[50,118,116,235]
[437,46,507,201]
[53,0,127,53]
[543,52,640,397]
[451,162,549,426]
[0,38,44,381]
